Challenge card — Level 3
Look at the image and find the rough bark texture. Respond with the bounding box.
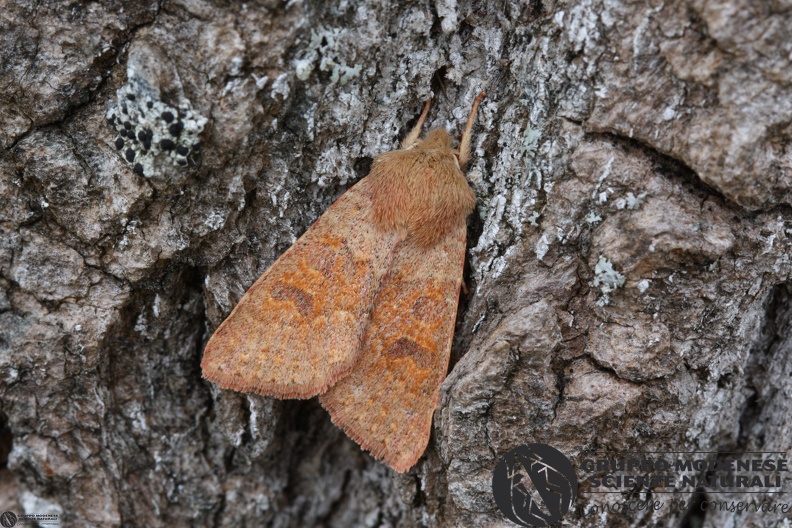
[1,0,791,527]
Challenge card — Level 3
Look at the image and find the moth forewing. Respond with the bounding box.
[201,93,486,472]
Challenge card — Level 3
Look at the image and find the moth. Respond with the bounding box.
[202,93,485,472]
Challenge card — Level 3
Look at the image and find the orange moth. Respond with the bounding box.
[202,93,486,472]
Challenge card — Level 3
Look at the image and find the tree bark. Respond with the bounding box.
[1,0,791,526]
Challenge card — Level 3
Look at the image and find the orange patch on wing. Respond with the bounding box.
[411,289,445,324]
[387,337,434,369]
[271,282,314,318]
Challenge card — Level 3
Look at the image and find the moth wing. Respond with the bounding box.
[202,178,398,399]
[319,221,467,472]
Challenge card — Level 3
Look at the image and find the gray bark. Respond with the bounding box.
[1,0,791,526]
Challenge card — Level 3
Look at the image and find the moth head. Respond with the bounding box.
[419,128,453,151]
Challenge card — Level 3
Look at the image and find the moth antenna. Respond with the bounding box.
[458,91,486,167]
[402,98,432,149]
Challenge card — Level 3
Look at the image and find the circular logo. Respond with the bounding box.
[0,511,17,528]
[492,443,577,527]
